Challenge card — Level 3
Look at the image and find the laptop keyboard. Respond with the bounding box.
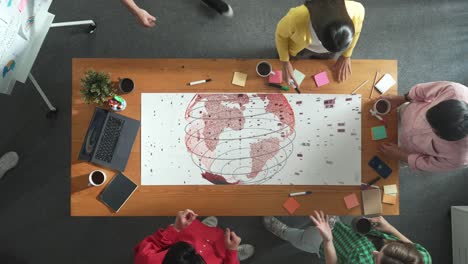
[94,116,125,163]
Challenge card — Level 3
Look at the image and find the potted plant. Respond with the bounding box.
[80,69,116,105]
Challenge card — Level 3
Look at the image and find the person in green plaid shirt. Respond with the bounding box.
[264,211,431,264]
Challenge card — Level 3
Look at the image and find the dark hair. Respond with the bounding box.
[426,99,468,141]
[162,241,206,264]
[320,21,355,53]
[381,241,424,264]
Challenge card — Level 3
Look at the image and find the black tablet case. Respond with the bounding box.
[99,173,138,212]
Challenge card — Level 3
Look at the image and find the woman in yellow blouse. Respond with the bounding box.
[276,0,365,87]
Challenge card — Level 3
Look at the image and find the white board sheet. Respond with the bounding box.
[141,93,362,186]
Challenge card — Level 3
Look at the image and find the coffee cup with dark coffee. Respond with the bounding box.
[373,99,391,115]
[88,170,107,187]
[351,217,377,234]
[256,61,274,78]
[119,78,135,94]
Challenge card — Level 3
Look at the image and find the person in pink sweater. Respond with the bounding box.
[378,81,468,172]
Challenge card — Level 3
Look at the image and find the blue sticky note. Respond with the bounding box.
[293,69,306,85]
[371,126,387,140]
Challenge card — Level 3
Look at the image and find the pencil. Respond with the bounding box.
[369,71,379,99]
[351,80,369,94]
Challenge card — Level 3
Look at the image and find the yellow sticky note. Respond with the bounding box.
[382,194,397,205]
[384,184,398,195]
[232,72,247,87]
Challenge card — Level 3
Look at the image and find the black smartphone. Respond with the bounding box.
[368,156,392,179]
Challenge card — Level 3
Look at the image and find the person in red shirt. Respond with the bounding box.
[134,209,255,264]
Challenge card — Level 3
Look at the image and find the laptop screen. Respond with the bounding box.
[78,108,108,161]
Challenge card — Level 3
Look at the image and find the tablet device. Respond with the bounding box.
[99,173,138,212]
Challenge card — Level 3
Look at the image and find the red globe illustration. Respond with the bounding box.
[184,94,296,185]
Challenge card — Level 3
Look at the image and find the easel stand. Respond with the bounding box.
[33,19,97,117]
[50,20,97,33]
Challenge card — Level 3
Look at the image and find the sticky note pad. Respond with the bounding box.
[232,72,247,87]
[371,126,387,140]
[283,197,300,215]
[268,70,283,84]
[313,71,329,87]
[362,188,382,215]
[375,73,396,94]
[382,194,397,205]
[344,193,360,209]
[384,184,398,195]
[293,69,306,86]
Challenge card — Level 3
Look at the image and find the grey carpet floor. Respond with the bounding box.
[0,0,467,263]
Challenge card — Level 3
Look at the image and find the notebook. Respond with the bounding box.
[374,73,396,94]
[361,188,382,215]
[99,173,138,212]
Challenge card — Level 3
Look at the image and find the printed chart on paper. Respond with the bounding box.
[141,93,362,185]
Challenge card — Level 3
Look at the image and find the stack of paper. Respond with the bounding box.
[375,74,396,94]
[362,188,382,215]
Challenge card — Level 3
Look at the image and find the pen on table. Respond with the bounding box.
[289,191,312,197]
[289,80,301,94]
[351,80,369,94]
[369,71,379,99]
[187,79,212,86]
[361,183,378,190]
[268,83,289,91]
[367,176,381,186]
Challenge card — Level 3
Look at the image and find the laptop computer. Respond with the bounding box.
[78,108,140,172]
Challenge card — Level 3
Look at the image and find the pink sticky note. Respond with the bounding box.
[268,70,283,84]
[18,0,27,12]
[344,193,360,209]
[313,71,330,87]
[283,197,300,215]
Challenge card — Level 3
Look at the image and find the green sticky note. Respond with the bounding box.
[293,69,306,85]
[372,125,387,140]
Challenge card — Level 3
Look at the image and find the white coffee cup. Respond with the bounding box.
[373,99,391,115]
[256,61,276,77]
[88,170,107,186]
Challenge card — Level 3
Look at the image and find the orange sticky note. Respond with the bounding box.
[382,194,397,205]
[283,197,300,215]
[344,193,360,209]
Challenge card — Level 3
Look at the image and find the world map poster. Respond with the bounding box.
[141,93,362,186]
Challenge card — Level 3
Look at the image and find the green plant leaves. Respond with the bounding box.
[80,68,117,106]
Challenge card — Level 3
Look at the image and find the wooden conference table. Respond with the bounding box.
[71,58,398,216]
